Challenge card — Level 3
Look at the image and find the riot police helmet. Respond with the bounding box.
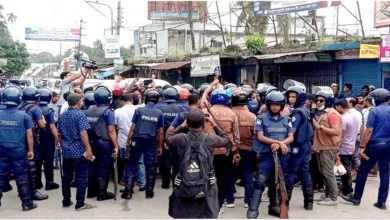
[144,89,160,104]
[315,89,335,108]
[210,89,229,105]
[178,88,190,101]
[231,89,248,106]
[286,86,307,108]
[224,83,237,90]
[38,88,53,105]
[94,86,112,105]
[199,84,209,97]
[368,88,390,106]
[265,91,286,111]
[84,91,96,108]
[181,83,194,93]
[266,86,278,95]
[163,87,179,103]
[256,83,272,102]
[22,86,40,103]
[2,86,22,106]
[200,83,210,88]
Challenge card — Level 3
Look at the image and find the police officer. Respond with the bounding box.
[19,87,48,201]
[0,88,12,193]
[0,86,37,211]
[284,86,314,210]
[247,91,294,219]
[160,87,186,189]
[83,91,96,110]
[242,86,260,115]
[224,83,237,90]
[86,86,118,201]
[181,83,194,94]
[231,89,256,208]
[341,88,390,210]
[37,88,60,191]
[177,88,191,111]
[122,89,164,200]
[155,87,167,110]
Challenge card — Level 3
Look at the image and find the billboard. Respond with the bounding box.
[374,1,390,28]
[25,27,81,42]
[254,1,341,16]
[191,55,220,77]
[104,35,120,59]
[148,1,207,23]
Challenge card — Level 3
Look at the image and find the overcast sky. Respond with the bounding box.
[1,0,387,55]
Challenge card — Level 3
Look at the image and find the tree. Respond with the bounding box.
[0,38,30,75]
[7,13,16,23]
[234,1,268,35]
[187,1,196,52]
[245,33,265,55]
[277,14,291,44]
[29,52,56,63]
[93,39,103,50]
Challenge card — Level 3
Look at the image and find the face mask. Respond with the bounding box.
[318,105,325,110]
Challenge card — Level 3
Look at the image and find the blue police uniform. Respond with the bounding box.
[284,106,314,208]
[86,104,116,200]
[0,107,34,207]
[171,112,187,129]
[247,98,260,115]
[155,100,167,110]
[0,104,6,110]
[160,102,186,188]
[36,105,57,188]
[352,102,390,205]
[123,103,164,198]
[248,111,293,218]
[178,100,190,111]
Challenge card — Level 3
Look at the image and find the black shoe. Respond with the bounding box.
[236,181,244,187]
[63,201,74,208]
[161,184,169,189]
[36,182,43,190]
[97,192,115,201]
[70,181,77,188]
[121,190,133,200]
[341,194,360,206]
[374,203,387,210]
[22,201,38,212]
[3,184,13,193]
[32,190,49,201]
[45,182,59,191]
[268,206,280,217]
[54,167,59,170]
[304,202,314,211]
[139,186,146,191]
[120,189,125,193]
[146,191,154,199]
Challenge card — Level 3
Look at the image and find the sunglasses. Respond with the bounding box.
[316,99,325,103]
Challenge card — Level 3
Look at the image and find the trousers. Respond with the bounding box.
[62,157,89,208]
[339,154,353,195]
[88,140,113,195]
[214,153,236,207]
[317,150,338,201]
[37,137,55,184]
[238,149,257,204]
[119,148,145,187]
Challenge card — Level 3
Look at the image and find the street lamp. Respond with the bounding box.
[86,0,114,35]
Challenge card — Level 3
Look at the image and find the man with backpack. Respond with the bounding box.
[165,108,231,219]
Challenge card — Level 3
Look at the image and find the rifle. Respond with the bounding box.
[112,155,118,201]
[273,151,289,219]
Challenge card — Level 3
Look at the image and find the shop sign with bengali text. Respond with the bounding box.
[381,35,390,63]
[274,53,331,63]
[25,27,81,42]
[335,49,360,60]
[191,55,220,77]
[359,44,380,59]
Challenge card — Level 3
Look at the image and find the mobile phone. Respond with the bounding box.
[83,152,96,161]
[144,79,153,86]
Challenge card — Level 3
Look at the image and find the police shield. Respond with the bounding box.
[311,86,333,95]
[283,79,306,92]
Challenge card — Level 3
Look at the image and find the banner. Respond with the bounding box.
[148,1,207,23]
[105,35,120,59]
[359,44,380,59]
[191,55,220,77]
[374,1,390,28]
[254,1,341,16]
[25,27,80,41]
[274,53,332,63]
[151,10,199,20]
[335,49,360,60]
[380,35,390,62]
[114,59,124,71]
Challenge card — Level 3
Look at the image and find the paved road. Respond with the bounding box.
[1,170,388,218]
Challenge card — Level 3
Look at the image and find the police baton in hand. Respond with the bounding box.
[58,150,63,180]
[112,154,118,201]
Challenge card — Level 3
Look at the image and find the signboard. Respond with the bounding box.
[274,53,331,63]
[254,1,341,16]
[114,59,124,71]
[335,49,360,60]
[25,27,80,42]
[134,31,140,56]
[148,1,207,23]
[0,58,7,66]
[359,44,380,59]
[381,35,390,62]
[104,35,120,59]
[191,55,220,77]
[374,1,390,28]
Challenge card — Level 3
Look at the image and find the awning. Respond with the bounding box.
[95,67,115,79]
[242,51,317,60]
[151,61,190,70]
[133,63,161,68]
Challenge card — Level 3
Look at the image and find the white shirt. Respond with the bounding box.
[362,107,373,131]
[115,104,137,149]
[60,102,69,115]
[349,108,363,134]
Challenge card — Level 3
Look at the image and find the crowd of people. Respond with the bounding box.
[0,65,389,219]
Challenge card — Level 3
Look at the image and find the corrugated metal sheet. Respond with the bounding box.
[342,60,378,93]
[151,61,190,70]
[133,63,161,67]
[243,51,317,60]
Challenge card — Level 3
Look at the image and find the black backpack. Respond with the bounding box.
[174,134,216,199]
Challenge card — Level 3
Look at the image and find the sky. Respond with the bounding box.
[1,0,388,55]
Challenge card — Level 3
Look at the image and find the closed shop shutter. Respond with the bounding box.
[342,60,378,93]
[279,62,338,92]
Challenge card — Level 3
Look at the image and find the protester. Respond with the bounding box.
[59,70,92,105]
[361,85,369,97]
[355,94,365,113]
[331,83,344,99]
[346,98,363,172]
[343,83,356,98]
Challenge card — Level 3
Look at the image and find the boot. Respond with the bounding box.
[3,183,13,193]
[28,160,48,201]
[22,200,37,212]
[247,188,263,219]
[145,177,156,199]
[302,181,314,211]
[97,178,114,201]
[160,168,170,189]
[45,182,59,191]
[121,175,135,200]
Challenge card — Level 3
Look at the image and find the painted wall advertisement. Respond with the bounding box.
[104,35,120,59]
[25,27,81,41]
[359,44,380,59]
[254,1,341,16]
[380,35,390,62]
[191,55,220,77]
[374,1,390,28]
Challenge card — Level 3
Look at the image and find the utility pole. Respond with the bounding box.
[77,19,85,70]
[271,16,278,45]
[155,32,158,58]
[117,1,122,35]
[188,1,196,52]
[229,2,232,45]
[216,1,226,48]
[356,1,365,38]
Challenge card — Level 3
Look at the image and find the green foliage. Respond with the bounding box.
[200,46,210,53]
[224,44,242,53]
[244,33,265,55]
[0,38,30,75]
[234,1,268,35]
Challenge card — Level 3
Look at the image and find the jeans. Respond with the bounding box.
[119,148,145,188]
[339,154,353,195]
[285,143,312,193]
[317,150,338,201]
[62,157,89,208]
[239,149,257,204]
[353,142,390,204]
[214,153,236,207]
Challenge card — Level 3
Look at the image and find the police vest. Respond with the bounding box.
[161,103,186,131]
[0,104,6,110]
[292,106,314,144]
[86,105,111,141]
[39,106,55,141]
[247,99,260,115]
[0,109,27,149]
[178,101,190,111]
[253,113,291,153]
[18,103,40,138]
[232,106,255,150]
[155,101,167,110]
[134,106,163,139]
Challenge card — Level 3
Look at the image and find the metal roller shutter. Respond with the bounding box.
[342,60,378,93]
